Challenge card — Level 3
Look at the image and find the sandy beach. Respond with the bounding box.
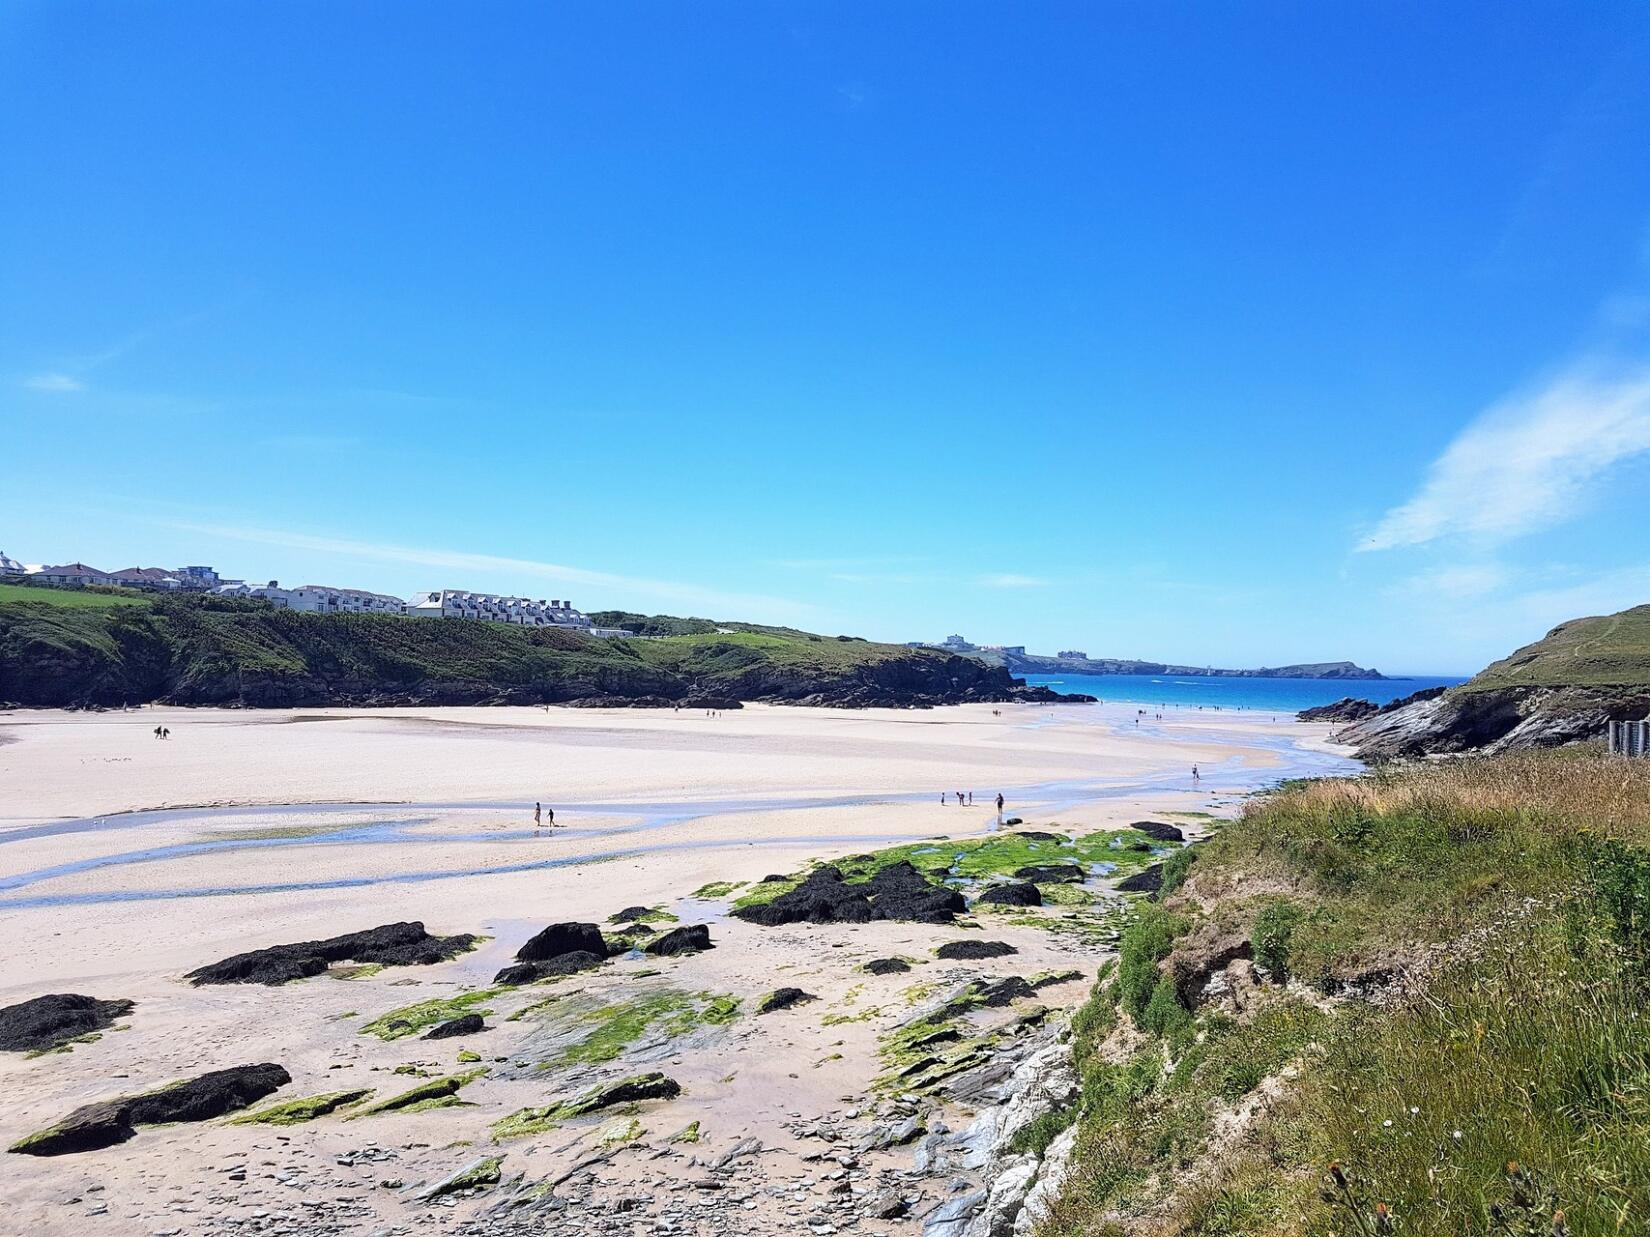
[0,702,1351,1235]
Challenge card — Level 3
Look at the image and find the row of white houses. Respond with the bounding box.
[1,551,628,637]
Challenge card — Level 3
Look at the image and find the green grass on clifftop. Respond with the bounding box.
[1462,603,1650,691]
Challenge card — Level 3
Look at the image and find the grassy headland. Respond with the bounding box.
[1041,750,1650,1236]
[0,590,1060,709]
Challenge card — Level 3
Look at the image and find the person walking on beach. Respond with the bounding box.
[153,725,162,740]
[162,727,170,740]
[1192,764,1200,783]
[546,806,555,828]
[967,791,973,805]
[534,802,542,827]
[995,792,1004,813]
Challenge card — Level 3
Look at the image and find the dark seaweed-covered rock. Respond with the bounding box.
[645,925,714,956]
[1117,864,1164,895]
[0,994,135,1054]
[423,1013,486,1040]
[9,1063,291,1156]
[756,987,818,1014]
[187,922,477,987]
[609,906,656,924]
[971,976,1036,1007]
[1131,820,1186,842]
[864,958,911,975]
[517,922,607,963]
[735,862,966,928]
[1013,864,1085,884]
[1011,830,1059,841]
[974,882,1042,907]
[935,940,1018,961]
[493,950,605,985]
[1030,969,1085,990]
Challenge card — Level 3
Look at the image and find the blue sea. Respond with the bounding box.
[1021,672,1465,715]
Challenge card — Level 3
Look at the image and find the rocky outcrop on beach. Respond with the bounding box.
[187,921,477,986]
[1296,696,1379,723]
[9,1062,291,1156]
[0,993,135,1053]
[935,940,1017,961]
[732,861,968,926]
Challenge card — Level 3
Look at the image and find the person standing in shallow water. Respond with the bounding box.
[534,802,542,827]
[996,792,1005,813]
[547,806,556,828]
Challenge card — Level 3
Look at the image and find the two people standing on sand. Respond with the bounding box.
[152,725,170,739]
[533,802,557,829]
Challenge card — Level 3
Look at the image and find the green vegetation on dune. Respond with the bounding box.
[1462,603,1650,691]
[1042,752,1650,1237]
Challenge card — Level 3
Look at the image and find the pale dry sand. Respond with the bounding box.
[0,702,1351,1235]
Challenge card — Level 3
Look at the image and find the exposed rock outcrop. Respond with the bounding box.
[1344,684,1647,760]
[733,862,967,927]
[974,883,1042,907]
[756,987,818,1014]
[423,1013,485,1040]
[187,922,476,986]
[1116,863,1164,895]
[645,924,714,956]
[10,1063,291,1156]
[935,940,1017,961]
[1130,820,1186,843]
[1012,864,1084,884]
[0,993,135,1053]
[1296,697,1378,723]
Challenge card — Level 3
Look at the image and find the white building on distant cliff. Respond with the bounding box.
[406,590,594,630]
[0,550,25,576]
[216,581,404,615]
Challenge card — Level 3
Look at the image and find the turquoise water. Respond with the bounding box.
[1023,672,1464,714]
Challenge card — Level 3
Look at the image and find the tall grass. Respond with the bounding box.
[1045,751,1650,1237]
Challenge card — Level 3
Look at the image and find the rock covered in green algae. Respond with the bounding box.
[232,1088,373,1125]
[492,1072,682,1141]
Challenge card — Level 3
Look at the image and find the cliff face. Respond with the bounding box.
[1340,604,1650,759]
[1344,684,1650,760]
[0,598,1082,710]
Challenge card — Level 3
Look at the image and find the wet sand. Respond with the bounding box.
[0,702,1352,1235]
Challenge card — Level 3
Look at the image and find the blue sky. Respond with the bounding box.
[5,3,1650,675]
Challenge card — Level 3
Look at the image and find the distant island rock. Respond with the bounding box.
[999,652,1387,681]
[1337,604,1650,759]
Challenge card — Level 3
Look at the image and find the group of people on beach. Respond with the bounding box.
[151,725,171,740]
[942,790,1006,813]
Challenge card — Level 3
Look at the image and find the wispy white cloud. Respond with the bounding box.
[1389,562,1511,601]
[1360,358,1650,551]
[977,573,1048,589]
[160,519,811,619]
[23,372,84,393]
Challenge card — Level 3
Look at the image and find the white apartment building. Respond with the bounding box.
[216,581,405,616]
[406,590,593,630]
